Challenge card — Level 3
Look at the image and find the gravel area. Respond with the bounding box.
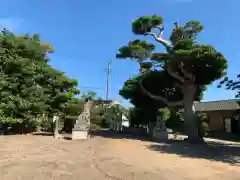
[0,132,239,180]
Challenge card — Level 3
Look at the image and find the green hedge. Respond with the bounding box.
[0,116,101,134]
[0,117,54,134]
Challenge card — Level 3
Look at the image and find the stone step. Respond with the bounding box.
[73,127,88,131]
[74,124,88,129]
[74,122,87,126]
[74,123,88,126]
[72,130,88,140]
[74,124,88,128]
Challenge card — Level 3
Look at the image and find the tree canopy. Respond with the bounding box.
[91,103,124,128]
[0,28,80,130]
[116,15,228,142]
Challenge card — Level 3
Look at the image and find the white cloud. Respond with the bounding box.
[0,17,23,32]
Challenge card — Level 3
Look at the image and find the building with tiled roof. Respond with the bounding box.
[185,99,240,134]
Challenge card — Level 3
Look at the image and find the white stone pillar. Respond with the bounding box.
[53,115,60,138]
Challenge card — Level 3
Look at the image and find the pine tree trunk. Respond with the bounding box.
[183,86,203,144]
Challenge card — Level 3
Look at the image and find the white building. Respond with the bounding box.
[121,114,130,127]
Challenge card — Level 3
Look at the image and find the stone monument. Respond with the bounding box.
[152,116,168,141]
[53,115,62,139]
[72,99,115,140]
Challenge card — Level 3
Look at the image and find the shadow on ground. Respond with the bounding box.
[31,132,53,136]
[91,129,151,141]
[148,139,240,165]
[92,130,240,165]
[32,132,73,140]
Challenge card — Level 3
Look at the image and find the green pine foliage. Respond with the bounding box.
[116,15,228,141]
[0,29,80,133]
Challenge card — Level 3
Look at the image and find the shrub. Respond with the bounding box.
[196,113,209,138]
[23,118,41,133]
[39,118,54,132]
[165,110,184,133]
[0,116,24,134]
[196,113,210,138]
[165,111,210,138]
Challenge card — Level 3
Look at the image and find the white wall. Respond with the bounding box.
[121,114,129,127]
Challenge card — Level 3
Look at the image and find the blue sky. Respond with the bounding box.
[0,0,239,106]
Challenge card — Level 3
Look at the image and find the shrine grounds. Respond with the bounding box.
[0,130,239,180]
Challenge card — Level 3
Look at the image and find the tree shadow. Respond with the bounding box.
[32,132,73,140]
[91,129,153,142]
[147,139,240,165]
[31,132,53,136]
[0,131,54,136]
[92,130,240,165]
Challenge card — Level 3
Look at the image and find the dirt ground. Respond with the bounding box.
[0,131,239,180]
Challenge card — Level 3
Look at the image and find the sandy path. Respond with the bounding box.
[0,133,239,180]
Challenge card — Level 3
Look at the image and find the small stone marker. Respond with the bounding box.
[152,116,168,141]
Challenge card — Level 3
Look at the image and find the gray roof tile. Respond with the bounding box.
[194,99,240,112]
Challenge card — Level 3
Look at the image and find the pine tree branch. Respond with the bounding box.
[168,100,184,107]
[166,66,185,83]
[145,32,171,49]
[144,25,172,50]
[139,75,183,107]
[155,25,164,38]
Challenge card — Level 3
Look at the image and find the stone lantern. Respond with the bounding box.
[72,99,116,140]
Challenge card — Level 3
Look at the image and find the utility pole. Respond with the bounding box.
[106,60,113,100]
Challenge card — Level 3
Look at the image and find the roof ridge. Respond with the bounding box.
[193,99,240,111]
[196,99,240,104]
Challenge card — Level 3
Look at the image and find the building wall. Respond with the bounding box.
[206,110,234,132]
[122,114,130,127]
[122,120,130,127]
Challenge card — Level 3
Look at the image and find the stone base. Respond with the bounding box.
[153,130,168,141]
[72,130,88,140]
[54,133,63,139]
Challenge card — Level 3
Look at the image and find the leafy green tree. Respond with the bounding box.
[165,109,183,132]
[159,108,171,121]
[118,41,176,126]
[128,107,157,127]
[62,98,84,116]
[81,91,97,101]
[0,28,80,133]
[196,112,210,138]
[117,15,227,143]
[91,103,123,128]
[35,65,80,114]
[128,107,145,127]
